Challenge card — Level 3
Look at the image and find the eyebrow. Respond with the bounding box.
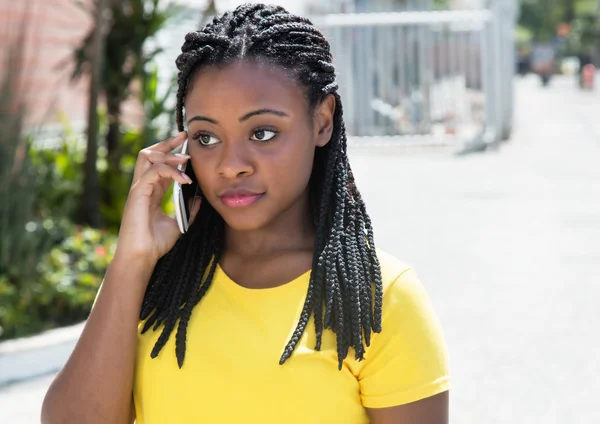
[186,108,289,126]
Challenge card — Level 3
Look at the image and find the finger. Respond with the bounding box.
[141,150,191,167]
[133,163,191,197]
[132,149,190,185]
[146,131,187,153]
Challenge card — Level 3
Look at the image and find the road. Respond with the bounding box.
[1,74,599,423]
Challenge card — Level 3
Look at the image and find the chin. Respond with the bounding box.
[221,214,271,232]
[212,205,272,231]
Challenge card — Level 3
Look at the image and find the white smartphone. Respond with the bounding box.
[173,139,191,234]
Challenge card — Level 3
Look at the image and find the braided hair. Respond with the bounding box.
[140,3,383,370]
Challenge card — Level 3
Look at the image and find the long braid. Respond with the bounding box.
[354,206,374,347]
[140,3,383,369]
[307,95,341,349]
[175,227,222,367]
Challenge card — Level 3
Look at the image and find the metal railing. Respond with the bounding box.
[313,1,518,146]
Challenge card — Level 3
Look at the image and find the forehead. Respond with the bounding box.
[184,61,308,116]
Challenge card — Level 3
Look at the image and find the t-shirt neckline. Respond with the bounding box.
[215,263,312,295]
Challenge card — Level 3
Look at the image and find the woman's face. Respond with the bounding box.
[184,60,334,232]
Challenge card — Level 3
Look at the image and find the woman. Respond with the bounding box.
[42,4,450,423]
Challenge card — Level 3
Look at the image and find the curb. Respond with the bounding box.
[0,322,84,387]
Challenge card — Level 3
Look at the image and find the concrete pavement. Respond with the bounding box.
[1,74,599,423]
[0,374,54,422]
[350,74,600,424]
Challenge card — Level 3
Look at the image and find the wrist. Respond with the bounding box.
[114,241,158,265]
[111,249,157,281]
[95,252,157,315]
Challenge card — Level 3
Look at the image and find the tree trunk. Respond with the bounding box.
[564,0,575,23]
[102,92,122,216]
[81,0,108,228]
[106,94,121,168]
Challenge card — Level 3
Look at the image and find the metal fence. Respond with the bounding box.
[313,1,518,147]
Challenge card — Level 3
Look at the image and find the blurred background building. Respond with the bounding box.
[2,0,598,145]
[0,0,146,136]
[0,1,92,128]
[132,0,517,148]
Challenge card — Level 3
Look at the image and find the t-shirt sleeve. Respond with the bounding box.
[358,267,451,408]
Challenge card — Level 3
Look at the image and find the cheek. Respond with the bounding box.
[269,138,315,187]
[189,158,213,192]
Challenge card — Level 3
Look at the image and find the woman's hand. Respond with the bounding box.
[115,132,201,265]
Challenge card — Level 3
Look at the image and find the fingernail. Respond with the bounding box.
[182,173,193,184]
[175,153,191,159]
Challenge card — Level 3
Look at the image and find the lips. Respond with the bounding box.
[219,188,264,208]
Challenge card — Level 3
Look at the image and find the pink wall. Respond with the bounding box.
[0,0,143,132]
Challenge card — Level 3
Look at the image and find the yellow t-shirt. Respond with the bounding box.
[133,250,450,423]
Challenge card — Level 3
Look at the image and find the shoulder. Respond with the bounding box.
[374,248,435,322]
[375,248,414,294]
[357,249,450,408]
[376,248,411,279]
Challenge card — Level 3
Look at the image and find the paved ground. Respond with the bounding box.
[1,74,599,423]
[0,374,55,423]
[350,74,600,424]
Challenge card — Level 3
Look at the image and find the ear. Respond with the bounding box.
[313,94,336,147]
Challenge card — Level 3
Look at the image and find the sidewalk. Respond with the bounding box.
[1,74,599,423]
[349,74,600,423]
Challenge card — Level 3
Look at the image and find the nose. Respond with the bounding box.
[217,142,254,179]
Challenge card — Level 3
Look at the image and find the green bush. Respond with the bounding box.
[0,223,117,340]
[0,127,120,339]
[40,225,117,303]
[0,40,66,338]
[0,217,74,339]
[0,7,177,340]
[29,120,85,222]
[0,85,176,339]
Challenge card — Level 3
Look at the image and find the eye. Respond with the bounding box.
[250,129,278,142]
[195,133,220,146]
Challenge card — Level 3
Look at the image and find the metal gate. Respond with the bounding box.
[313,1,518,147]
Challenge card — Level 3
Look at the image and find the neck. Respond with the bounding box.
[223,191,315,259]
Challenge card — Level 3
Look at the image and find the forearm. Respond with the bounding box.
[42,255,155,424]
